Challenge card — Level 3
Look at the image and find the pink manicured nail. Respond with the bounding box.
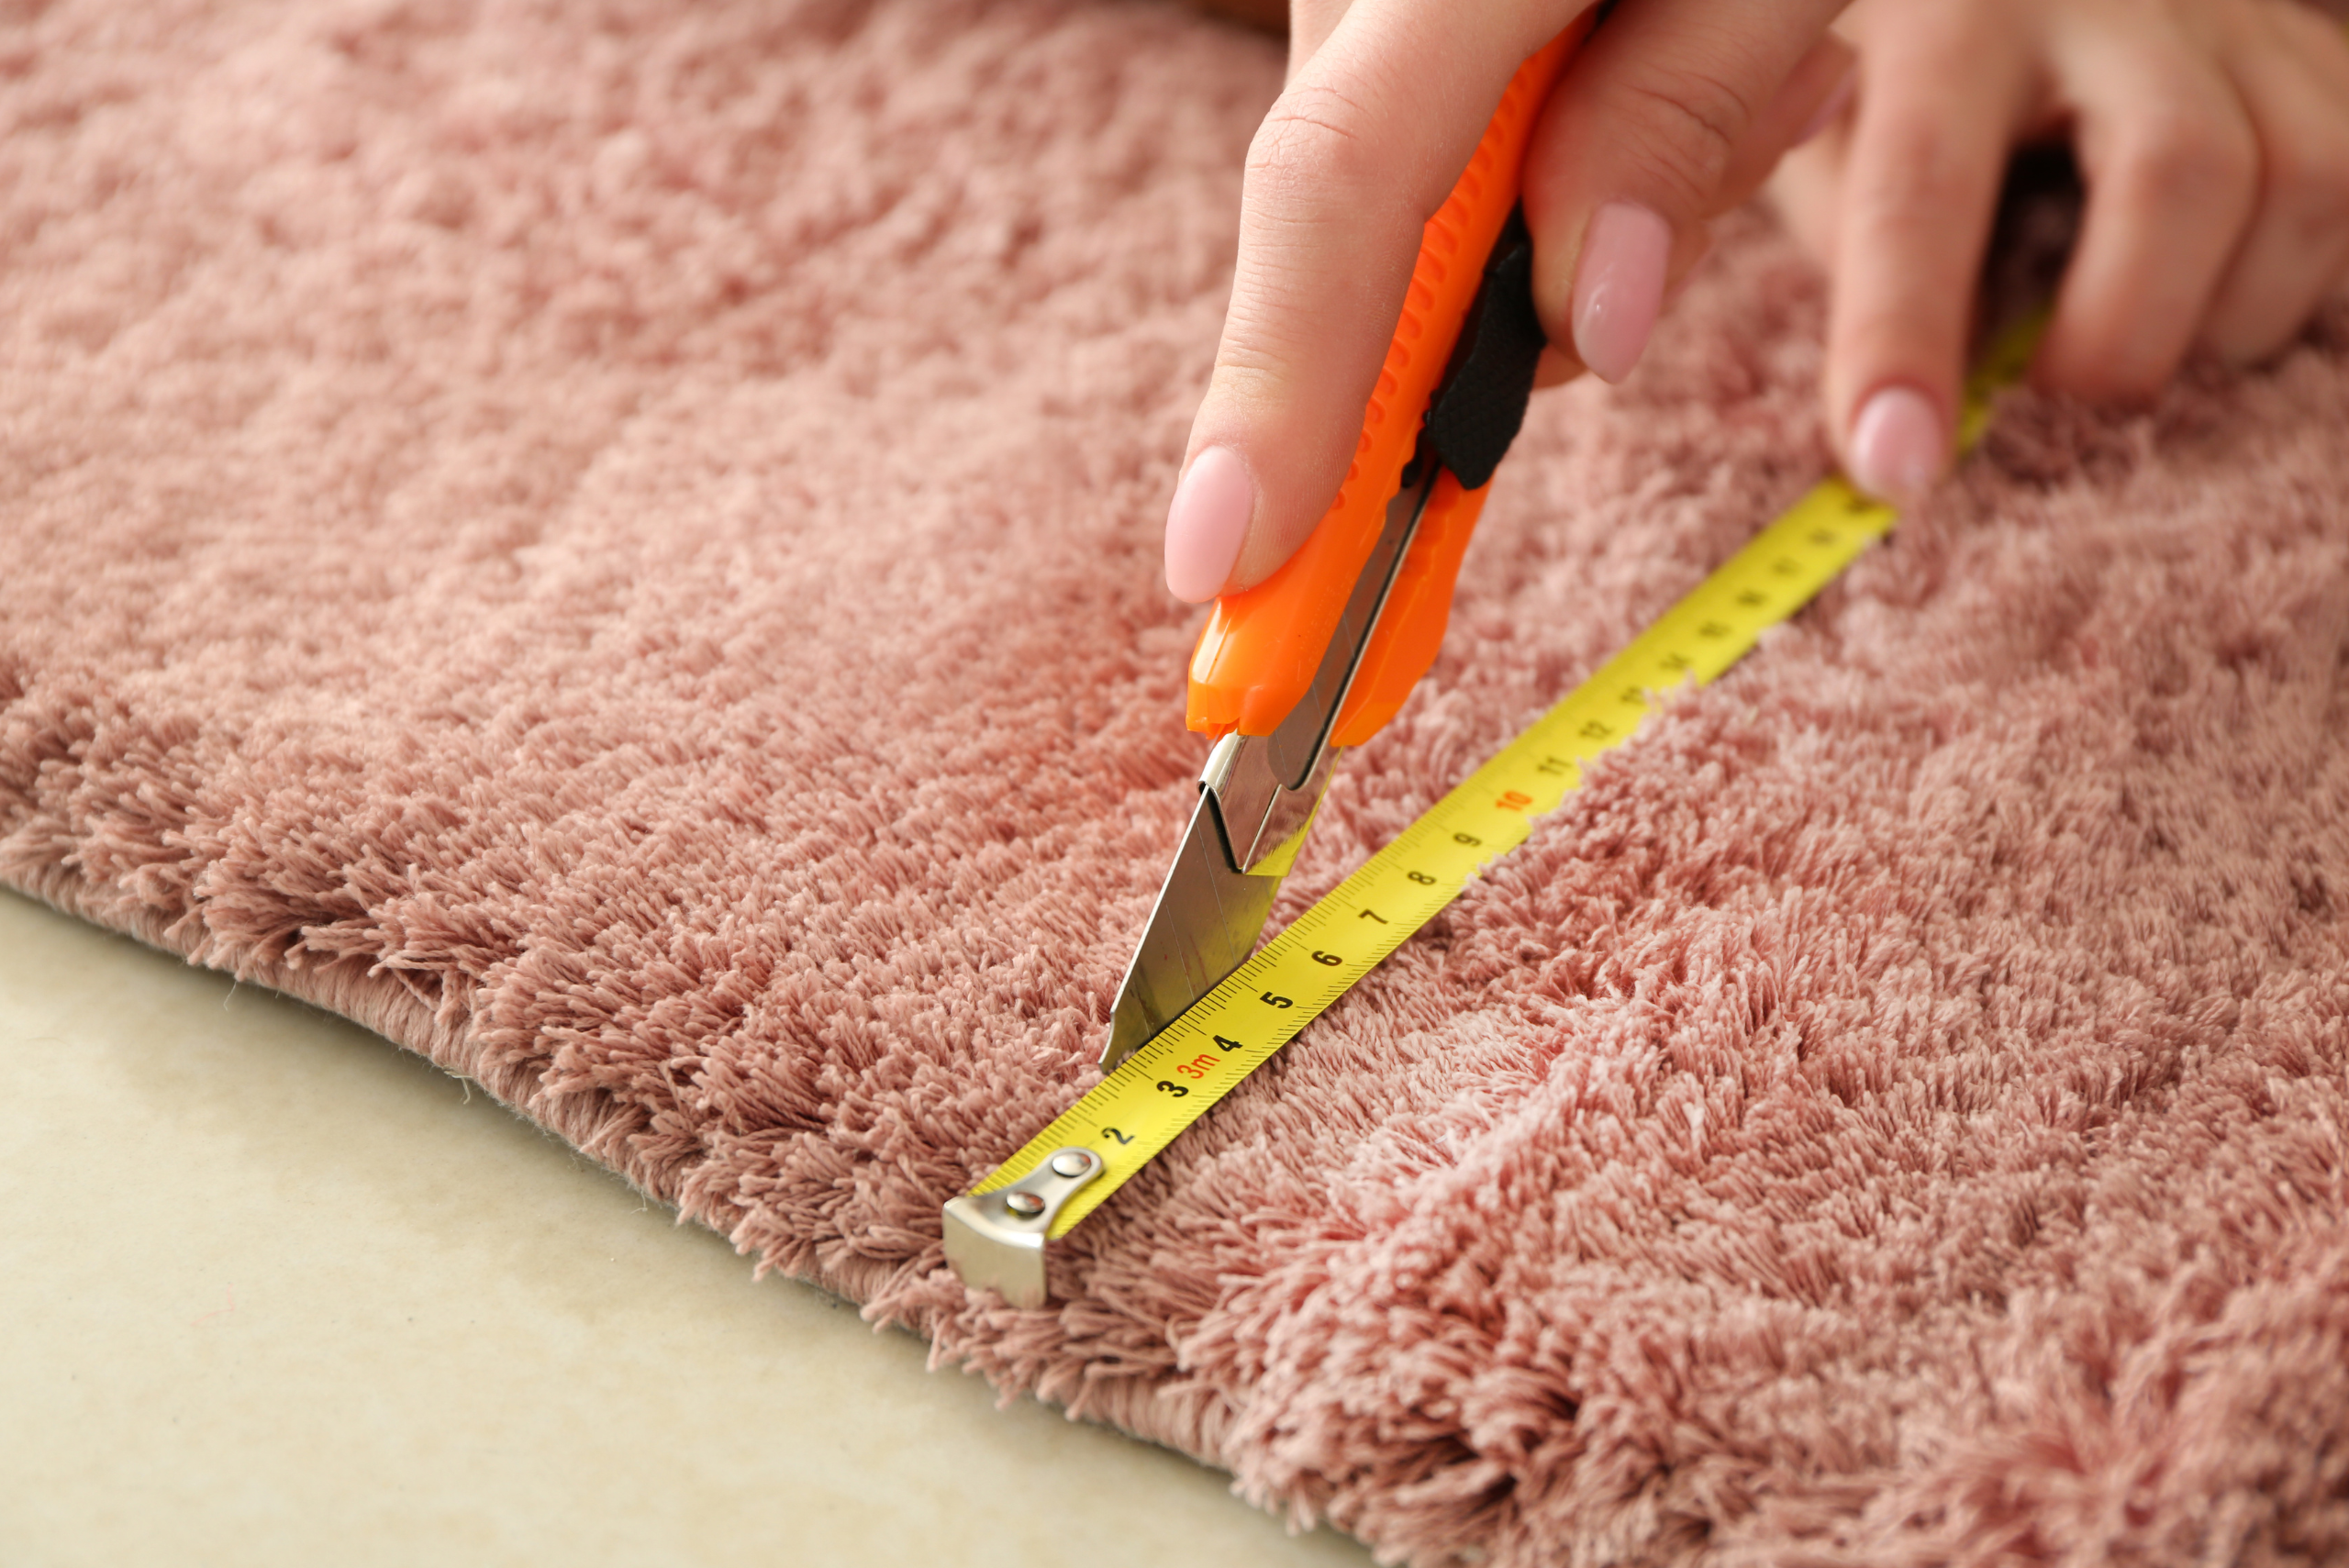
[1571,202,1672,384]
[1847,385,1945,508]
[1163,445,1253,603]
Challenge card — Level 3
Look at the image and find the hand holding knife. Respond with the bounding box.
[1105,28,1589,1066]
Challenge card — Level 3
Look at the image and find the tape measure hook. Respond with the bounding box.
[940,1147,1105,1308]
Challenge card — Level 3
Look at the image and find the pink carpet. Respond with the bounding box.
[6,1,2349,1562]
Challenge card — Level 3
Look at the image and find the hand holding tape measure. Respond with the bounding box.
[1174,0,2349,592]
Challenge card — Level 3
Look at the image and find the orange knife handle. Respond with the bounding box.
[1328,469,1491,747]
[1185,24,1584,740]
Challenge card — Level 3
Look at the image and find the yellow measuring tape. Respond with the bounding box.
[964,317,2040,1245]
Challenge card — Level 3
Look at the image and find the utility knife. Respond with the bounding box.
[1103,28,1589,1067]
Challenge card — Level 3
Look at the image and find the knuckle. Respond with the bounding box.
[1245,81,1381,202]
[2111,103,2257,211]
[1611,62,1757,209]
[2260,124,2349,247]
[1842,121,1982,239]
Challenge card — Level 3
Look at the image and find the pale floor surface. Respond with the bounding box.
[0,889,1375,1568]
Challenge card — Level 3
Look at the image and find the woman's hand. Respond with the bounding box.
[1164,0,1859,602]
[1773,0,2349,506]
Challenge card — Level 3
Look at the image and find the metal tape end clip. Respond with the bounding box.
[941,1148,1105,1309]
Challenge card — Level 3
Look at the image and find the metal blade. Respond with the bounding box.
[1101,788,1280,1067]
[1100,456,1446,1068]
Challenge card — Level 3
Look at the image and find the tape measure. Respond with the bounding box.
[946,317,2042,1296]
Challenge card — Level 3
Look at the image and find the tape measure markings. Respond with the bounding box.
[978,480,1896,1236]
[974,317,2041,1240]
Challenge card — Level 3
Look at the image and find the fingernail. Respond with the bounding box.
[1847,385,1945,507]
[1795,66,1856,146]
[1571,202,1673,384]
[1164,445,1254,602]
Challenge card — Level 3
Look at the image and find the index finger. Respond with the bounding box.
[1166,0,1591,602]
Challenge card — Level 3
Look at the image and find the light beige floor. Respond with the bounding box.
[0,888,1372,1568]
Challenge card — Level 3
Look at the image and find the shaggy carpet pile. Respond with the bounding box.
[6,1,2348,1562]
